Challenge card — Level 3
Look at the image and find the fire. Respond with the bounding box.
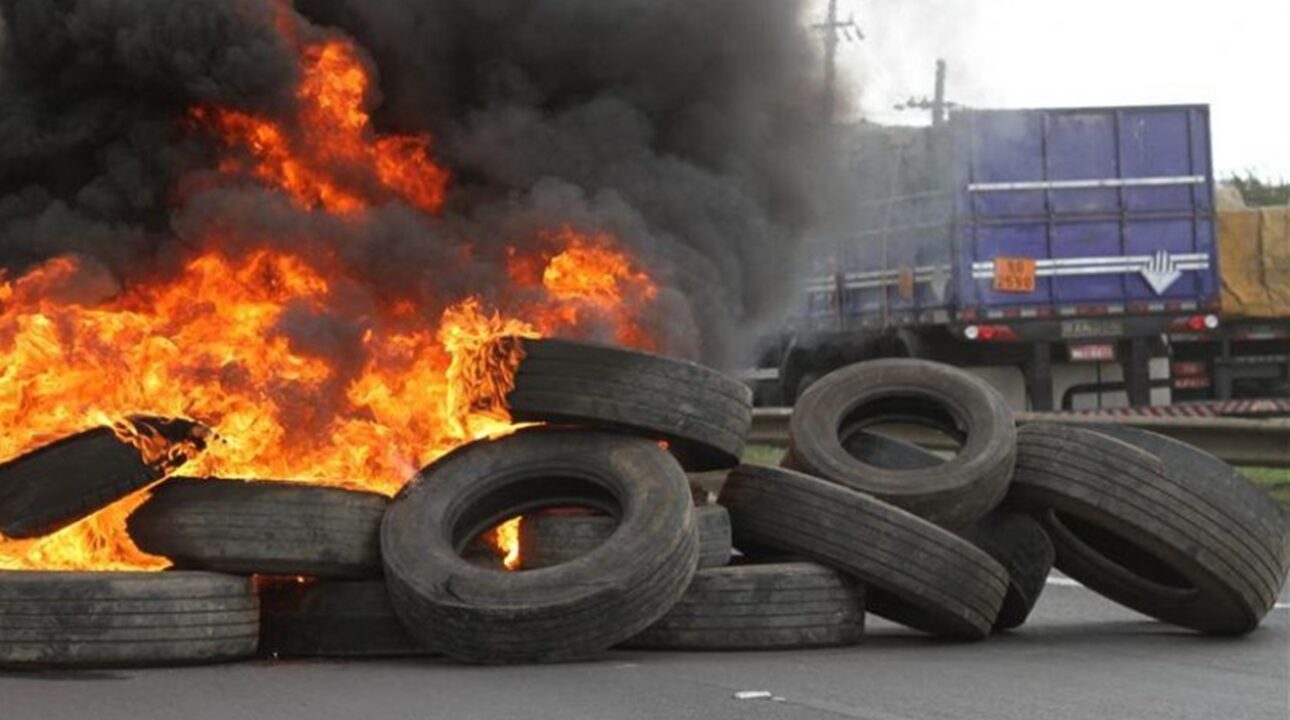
[195,39,449,214]
[0,27,661,572]
[492,517,523,571]
[511,226,660,350]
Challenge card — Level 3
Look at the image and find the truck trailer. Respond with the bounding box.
[762,104,1227,410]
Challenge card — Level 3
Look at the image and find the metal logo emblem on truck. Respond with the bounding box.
[1140,250,1184,295]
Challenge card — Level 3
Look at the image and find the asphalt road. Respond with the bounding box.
[2,578,1287,720]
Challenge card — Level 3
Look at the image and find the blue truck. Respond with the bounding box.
[762,104,1225,410]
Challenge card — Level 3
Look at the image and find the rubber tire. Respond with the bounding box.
[522,505,732,570]
[842,431,1053,631]
[127,478,386,578]
[960,512,1054,631]
[0,418,204,538]
[1010,423,1288,635]
[0,571,257,667]
[622,562,865,650]
[259,580,428,658]
[719,465,1007,639]
[382,429,699,663]
[506,338,753,471]
[786,359,1015,528]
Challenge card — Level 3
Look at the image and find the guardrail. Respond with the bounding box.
[749,408,1290,468]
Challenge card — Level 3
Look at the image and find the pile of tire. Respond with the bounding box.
[1,345,1286,669]
[758,358,1290,640]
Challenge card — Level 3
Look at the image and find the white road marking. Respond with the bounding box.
[1275,603,1290,610]
[1045,576,1082,588]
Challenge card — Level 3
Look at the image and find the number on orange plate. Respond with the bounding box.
[993,257,1036,293]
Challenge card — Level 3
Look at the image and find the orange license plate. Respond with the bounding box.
[993,257,1036,293]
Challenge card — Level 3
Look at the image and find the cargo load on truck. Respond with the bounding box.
[1218,207,1290,319]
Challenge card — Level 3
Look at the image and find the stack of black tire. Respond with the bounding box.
[764,359,1290,639]
[1,343,1286,668]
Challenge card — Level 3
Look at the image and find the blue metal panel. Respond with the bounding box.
[821,104,1218,329]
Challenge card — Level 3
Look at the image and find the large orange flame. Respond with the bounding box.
[0,31,660,572]
[195,39,449,214]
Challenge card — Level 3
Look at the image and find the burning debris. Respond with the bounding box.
[0,0,823,570]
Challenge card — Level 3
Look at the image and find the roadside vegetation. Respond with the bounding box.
[1241,467,1290,509]
[1227,173,1290,206]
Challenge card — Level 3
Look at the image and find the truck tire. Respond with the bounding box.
[843,431,1053,630]
[127,478,386,578]
[259,580,428,658]
[787,359,1015,528]
[959,512,1054,631]
[522,505,732,570]
[0,571,257,667]
[0,418,205,538]
[1010,424,1288,635]
[719,464,1007,639]
[506,338,753,471]
[382,429,699,663]
[621,563,864,650]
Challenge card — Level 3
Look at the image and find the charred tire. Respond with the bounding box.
[382,429,699,663]
[0,571,257,667]
[842,431,1053,631]
[622,563,864,650]
[505,338,753,471]
[127,478,386,578]
[1010,424,1289,635]
[787,359,1015,528]
[720,465,1007,639]
[0,418,204,538]
[522,504,732,570]
[259,580,427,658]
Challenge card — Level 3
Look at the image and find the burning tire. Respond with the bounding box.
[1011,424,1289,635]
[127,478,386,578]
[843,431,1053,631]
[382,429,699,663]
[786,359,1015,528]
[522,504,732,570]
[719,464,1007,640]
[622,563,864,651]
[505,338,753,471]
[259,579,428,658]
[0,418,205,538]
[0,571,257,667]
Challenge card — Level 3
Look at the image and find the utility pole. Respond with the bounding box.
[812,0,861,122]
[894,58,961,125]
[932,58,947,126]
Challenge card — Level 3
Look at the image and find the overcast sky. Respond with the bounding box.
[820,0,1289,180]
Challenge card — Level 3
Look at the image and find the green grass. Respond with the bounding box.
[741,444,785,466]
[1241,467,1290,509]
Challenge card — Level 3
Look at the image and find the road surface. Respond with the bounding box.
[2,577,1286,720]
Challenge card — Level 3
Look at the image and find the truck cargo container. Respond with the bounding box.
[761,105,1223,410]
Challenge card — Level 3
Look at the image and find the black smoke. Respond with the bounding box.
[0,0,842,367]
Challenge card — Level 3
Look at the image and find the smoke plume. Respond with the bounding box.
[0,0,839,367]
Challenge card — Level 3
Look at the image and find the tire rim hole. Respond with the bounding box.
[1050,511,1197,593]
[454,477,620,572]
[838,394,965,467]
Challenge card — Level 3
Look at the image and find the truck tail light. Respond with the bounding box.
[1170,314,1219,332]
[963,324,1018,342]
